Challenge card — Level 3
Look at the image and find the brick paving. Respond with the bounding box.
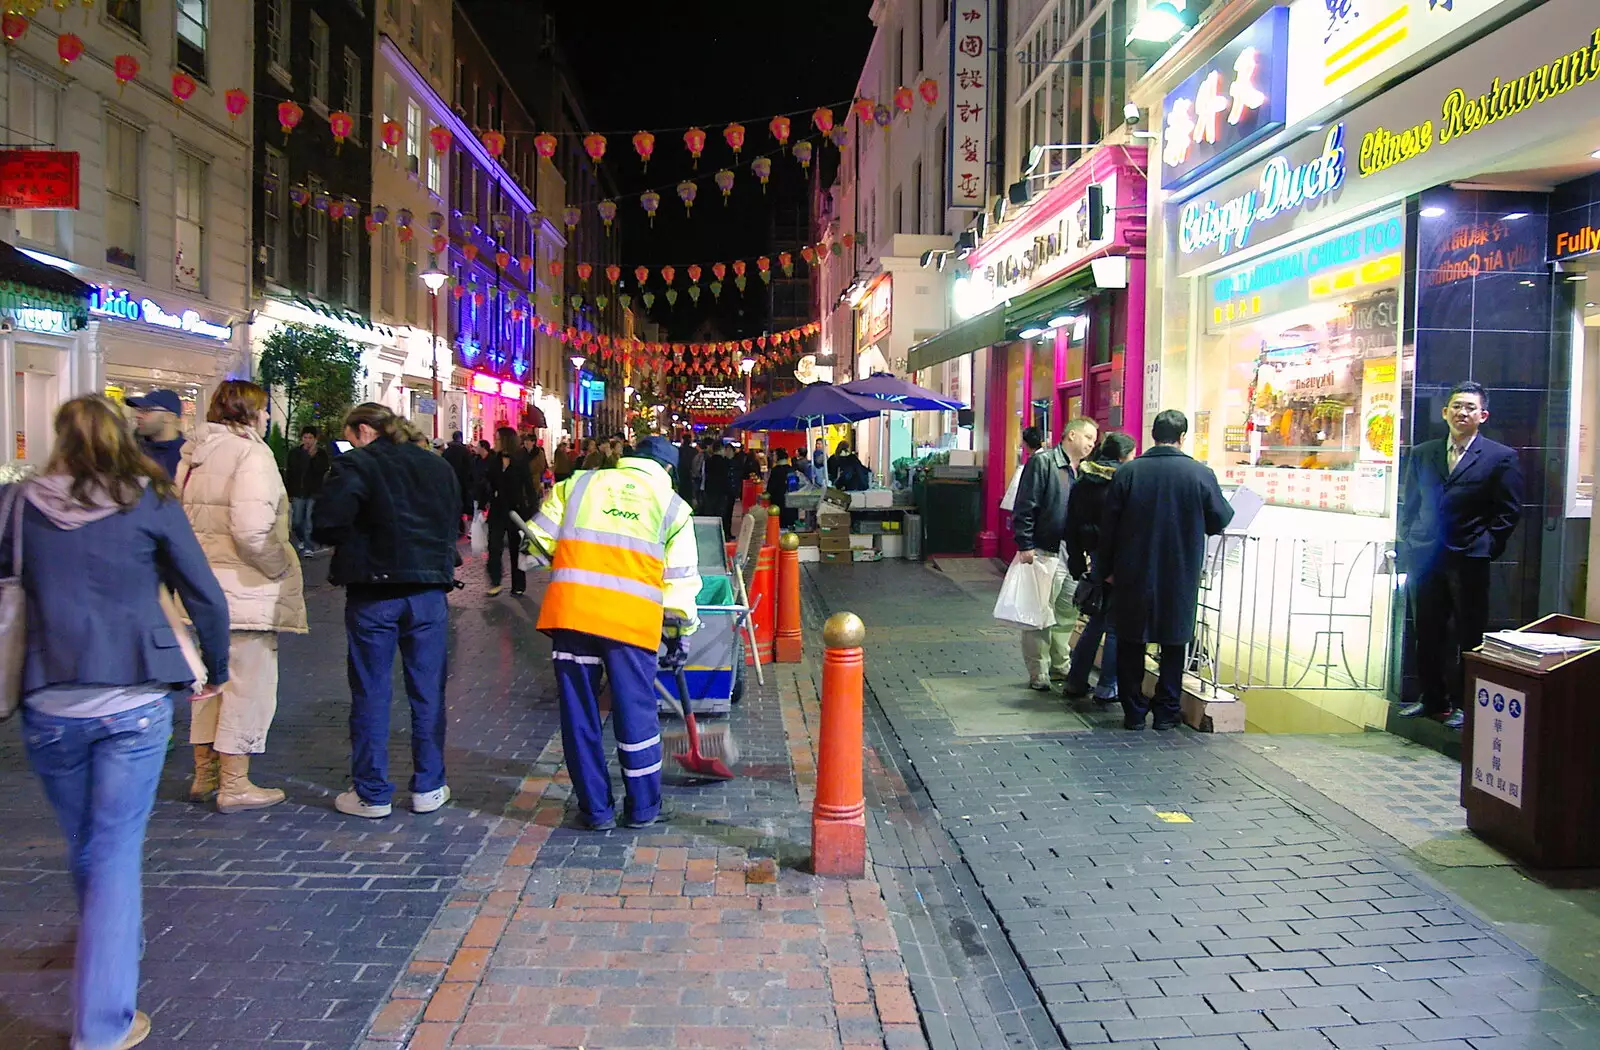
[803,559,1600,1050]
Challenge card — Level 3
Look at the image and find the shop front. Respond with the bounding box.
[1151,0,1600,731]
[0,243,93,473]
[910,144,1148,559]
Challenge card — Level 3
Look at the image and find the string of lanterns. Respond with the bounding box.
[553,322,823,379]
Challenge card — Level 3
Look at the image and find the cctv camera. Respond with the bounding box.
[1124,102,1142,126]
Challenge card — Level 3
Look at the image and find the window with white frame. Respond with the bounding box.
[381,74,397,155]
[404,235,419,323]
[173,149,206,291]
[176,0,207,79]
[1013,0,1132,186]
[263,146,286,281]
[380,224,395,315]
[341,220,359,306]
[309,14,330,107]
[9,69,60,248]
[427,130,443,196]
[104,117,141,271]
[266,0,291,82]
[405,100,422,177]
[307,178,327,297]
[343,49,362,137]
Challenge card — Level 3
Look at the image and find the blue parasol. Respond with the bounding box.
[728,382,886,431]
[840,372,967,411]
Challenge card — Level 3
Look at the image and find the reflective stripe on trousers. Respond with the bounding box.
[549,630,663,825]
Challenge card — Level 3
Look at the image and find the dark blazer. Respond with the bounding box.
[3,484,230,693]
[313,437,461,588]
[1398,434,1522,570]
[484,450,537,519]
[1012,446,1072,555]
[284,444,331,499]
[1064,458,1119,578]
[1096,445,1233,645]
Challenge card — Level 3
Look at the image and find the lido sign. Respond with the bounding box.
[89,285,232,342]
[1178,125,1347,257]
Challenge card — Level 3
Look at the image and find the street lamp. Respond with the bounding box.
[569,354,585,438]
[420,265,449,440]
[740,355,756,412]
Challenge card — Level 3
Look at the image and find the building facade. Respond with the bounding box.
[1,0,253,464]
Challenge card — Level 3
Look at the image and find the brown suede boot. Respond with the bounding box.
[188,745,219,802]
[215,753,286,813]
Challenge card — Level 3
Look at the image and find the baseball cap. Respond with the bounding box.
[628,435,680,471]
[125,389,182,415]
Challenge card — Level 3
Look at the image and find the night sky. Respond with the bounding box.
[463,0,876,340]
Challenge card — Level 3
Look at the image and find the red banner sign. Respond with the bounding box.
[0,150,80,209]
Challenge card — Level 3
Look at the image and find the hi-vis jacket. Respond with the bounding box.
[527,457,702,651]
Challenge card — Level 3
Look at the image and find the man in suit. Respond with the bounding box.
[1012,418,1098,690]
[1397,381,1522,730]
[1097,410,1234,730]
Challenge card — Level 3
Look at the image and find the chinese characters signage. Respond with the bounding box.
[0,150,79,209]
[947,1,990,209]
[1471,678,1525,808]
[1161,7,1289,190]
[857,274,892,347]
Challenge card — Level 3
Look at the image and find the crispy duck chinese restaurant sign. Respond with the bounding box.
[947,1,990,209]
[0,150,79,209]
[1161,7,1289,191]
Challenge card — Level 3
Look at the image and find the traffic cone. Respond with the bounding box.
[746,544,777,665]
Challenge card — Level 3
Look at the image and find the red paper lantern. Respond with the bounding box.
[225,88,249,121]
[533,132,557,159]
[629,131,657,173]
[381,120,402,149]
[769,115,792,147]
[732,260,747,277]
[56,31,83,64]
[549,260,563,278]
[495,249,511,269]
[919,77,939,108]
[328,110,355,148]
[277,101,303,140]
[576,262,593,282]
[452,284,466,300]
[634,266,649,285]
[687,264,702,284]
[712,262,726,281]
[757,335,768,349]
[519,253,533,273]
[801,246,816,265]
[113,53,139,89]
[473,291,485,306]
[606,264,621,286]
[1,13,27,45]
[171,71,197,105]
[683,127,706,166]
[398,226,415,243]
[756,255,771,275]
[433,235,449,255]
[661,265,676,285]
[583,133,606,165]
[723,122,746,158]
[482,129,506,158]
[812,107,834,135]
[895,86,915,116]
[842,232,856,250]
[463,243,479,262]
[853,98,875,125]
[429,125,452,153]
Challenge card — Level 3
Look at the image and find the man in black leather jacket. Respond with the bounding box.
[1011,417,1098,690]
[312,404,461,821]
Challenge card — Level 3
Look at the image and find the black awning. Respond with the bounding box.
[0,240,92,329]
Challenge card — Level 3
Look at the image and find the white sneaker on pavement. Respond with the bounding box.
[335,790,392,819]
[1028,675,1051,691]
[412,785,451,814]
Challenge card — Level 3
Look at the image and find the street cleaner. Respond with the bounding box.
[518,436,702,830]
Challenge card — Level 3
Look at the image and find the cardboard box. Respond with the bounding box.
[880,534,904,558]
[848,534,874,549]
[797,545,820,563]
[820,550,851,564]
[852,548,883,562]
[795,532,820,547]
[819,535,852,553]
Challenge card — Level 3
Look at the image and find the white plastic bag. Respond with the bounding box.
[993,554,1057,630]
[999,466,1023,512]
[469,514,488,555]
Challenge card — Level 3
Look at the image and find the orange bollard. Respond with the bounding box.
[812,612,866,877]
[745,544,777,664]
[765,503,781,550]
[776,533,803,663]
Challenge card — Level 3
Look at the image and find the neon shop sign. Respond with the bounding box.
[1160,6,1289,190]
[1178,125,1347,257]
[89,285,232,341]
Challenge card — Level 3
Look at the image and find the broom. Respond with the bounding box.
[656,670,738,780]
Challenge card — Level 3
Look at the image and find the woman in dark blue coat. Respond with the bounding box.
[3,395,229,1050]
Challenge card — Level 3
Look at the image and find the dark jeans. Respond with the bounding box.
[345,589,449,806]
[290,497,315,550]
[1409,553,1490,713]
[1065,608,1118,699]
[486,515,526,591]
[1118,639,1186,727]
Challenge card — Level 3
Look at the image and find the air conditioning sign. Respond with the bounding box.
[1161,7,1290,190]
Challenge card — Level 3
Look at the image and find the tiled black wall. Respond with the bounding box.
[1397,186,1566,702]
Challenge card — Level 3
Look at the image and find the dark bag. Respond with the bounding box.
[1072,576,1104,618]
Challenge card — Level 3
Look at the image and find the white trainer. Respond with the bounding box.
[334,790,392,819]
[412,785,451,814]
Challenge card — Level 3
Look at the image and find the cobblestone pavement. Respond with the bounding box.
[804,560,1600,1050]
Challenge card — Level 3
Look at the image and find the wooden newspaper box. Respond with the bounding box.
[1460,614,1600,869]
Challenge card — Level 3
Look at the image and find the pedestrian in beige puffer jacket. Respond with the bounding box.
[177,380,307,813]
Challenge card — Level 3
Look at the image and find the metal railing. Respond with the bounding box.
[1190,532,1396,696]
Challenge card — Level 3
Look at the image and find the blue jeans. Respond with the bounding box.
[345,589,449,806]
[550,630,663,825]
[1066,609,1119,700]
[290,497,315,550]
[23,695,172,1050]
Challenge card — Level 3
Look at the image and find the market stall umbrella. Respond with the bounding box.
[728,382,885,431]
[840,373,967,411]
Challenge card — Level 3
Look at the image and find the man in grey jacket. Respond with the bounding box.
[1011,417,1098,690]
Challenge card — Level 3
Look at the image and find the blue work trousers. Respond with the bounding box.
[345,589,450,806]
[550,630,663,826]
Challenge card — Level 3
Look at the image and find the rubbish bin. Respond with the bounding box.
[904,512,923,561]
[1460,613,1600,869]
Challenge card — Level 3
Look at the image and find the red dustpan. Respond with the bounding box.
[654,670,737,780]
